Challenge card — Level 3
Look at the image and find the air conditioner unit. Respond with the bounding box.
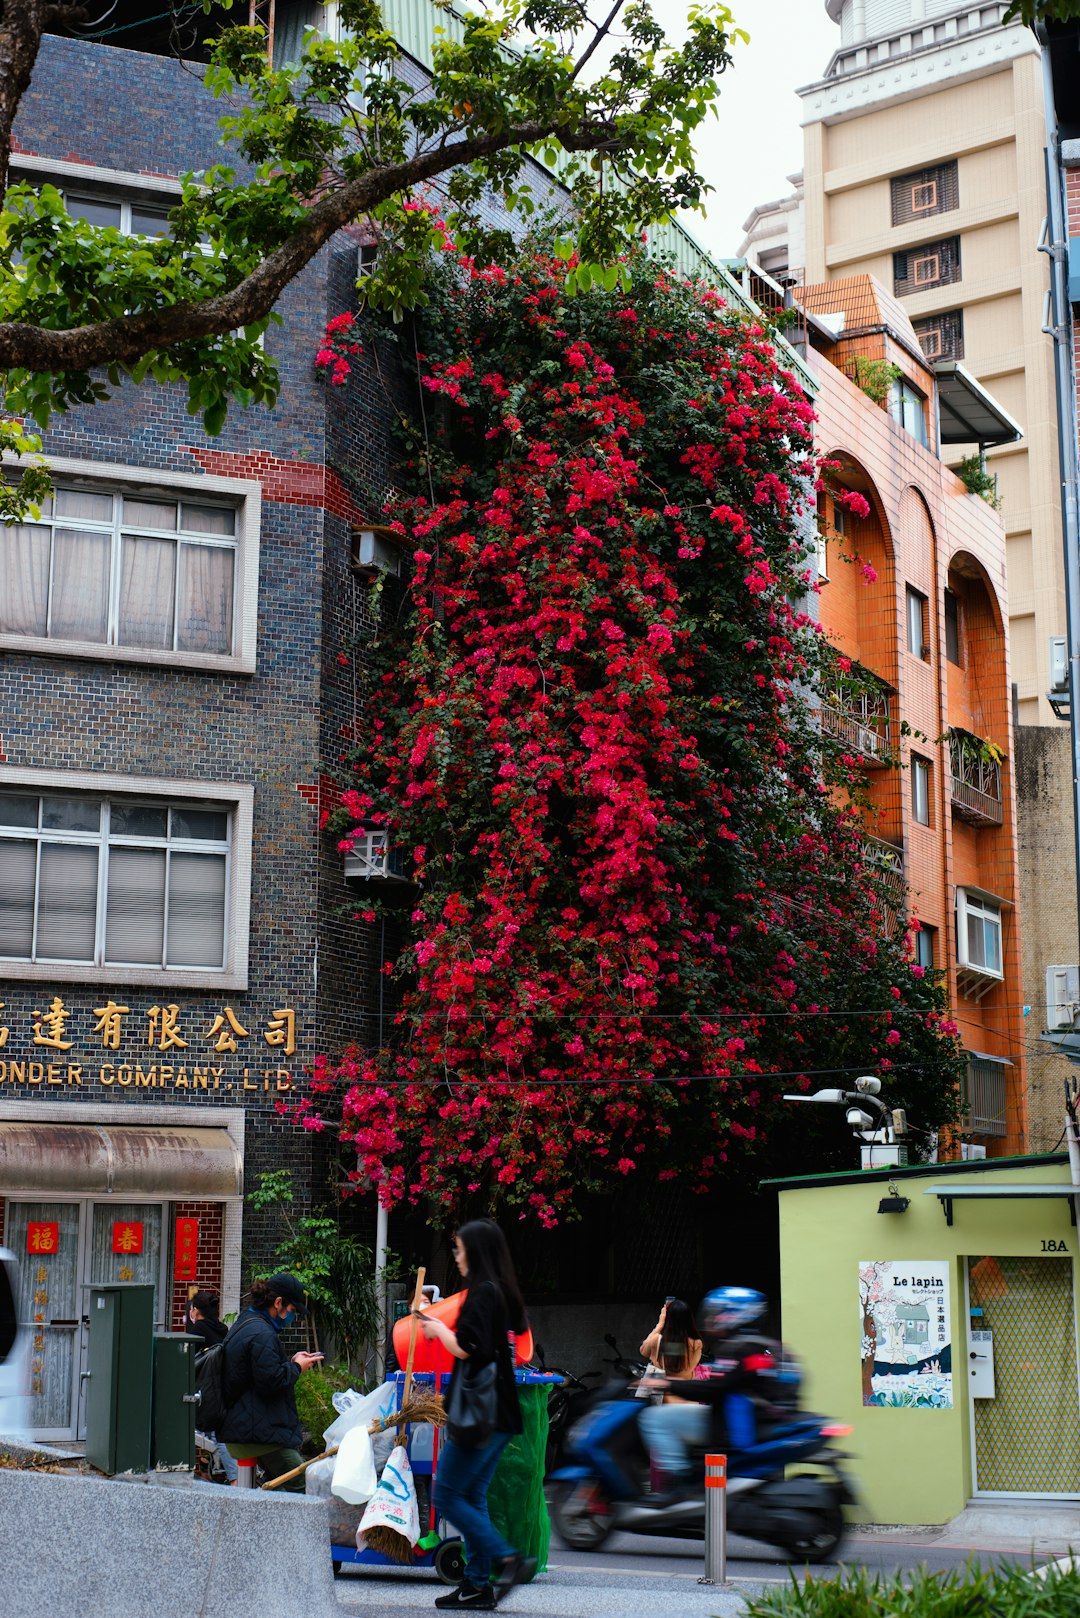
[1046,963,1080,1031]
[960,1143,987,1161]
[344,829,409,883]
[351,526,403,578]
[858,725,879,757]
[1050,635,1069,693]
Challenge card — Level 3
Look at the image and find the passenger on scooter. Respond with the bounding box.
[640,1286,796,1504]
[637,1299,708,1487]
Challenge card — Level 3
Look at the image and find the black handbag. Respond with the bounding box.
[446,1356,499,1449]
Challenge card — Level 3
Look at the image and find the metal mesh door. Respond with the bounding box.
[969,1255,1080,1493]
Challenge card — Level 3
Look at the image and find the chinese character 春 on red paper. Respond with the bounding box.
[174,1217,199,1282]
[112,1221,144,1255]
[26,1222,59,1255]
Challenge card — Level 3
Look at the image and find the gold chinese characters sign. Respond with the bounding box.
[0,998,297,1092]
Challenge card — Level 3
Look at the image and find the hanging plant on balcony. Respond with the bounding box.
[302,237,964,1225]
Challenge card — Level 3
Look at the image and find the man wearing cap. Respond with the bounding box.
[218,1272,323,1490]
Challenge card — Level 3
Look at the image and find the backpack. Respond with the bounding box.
[194,1342,228,1434]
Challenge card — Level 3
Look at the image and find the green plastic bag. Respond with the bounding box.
[486,1384,551,1577]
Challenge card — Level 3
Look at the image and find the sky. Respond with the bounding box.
[650,0,842,261]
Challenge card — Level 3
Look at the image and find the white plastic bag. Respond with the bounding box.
[331,1422,378,1506]
[357,1445,421,1549]
[304,1454,337,1500]
[322,1379,398,1450]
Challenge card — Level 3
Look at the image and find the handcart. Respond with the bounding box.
[330,1367,562,1582]
[331,1369,460,1581]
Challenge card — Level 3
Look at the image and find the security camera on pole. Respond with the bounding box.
[782,1076,909,1170]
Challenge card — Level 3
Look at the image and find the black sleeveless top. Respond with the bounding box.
[451,1279,523,1436]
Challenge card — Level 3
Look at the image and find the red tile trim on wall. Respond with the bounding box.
[181,447,368,524]
[169,1201,226,1330]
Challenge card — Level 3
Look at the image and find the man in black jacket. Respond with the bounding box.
[218,1273,322,1490]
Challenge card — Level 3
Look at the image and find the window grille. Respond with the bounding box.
[963,1056,1007,1137]
[913,310,964,362]
[891,162,959,227]
[893,237,961,298]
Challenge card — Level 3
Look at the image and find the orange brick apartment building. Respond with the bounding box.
[797,274,1028,1153]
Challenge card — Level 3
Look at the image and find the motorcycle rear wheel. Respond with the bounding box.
[551,1480,615,1550]
[784,1508,845,1564]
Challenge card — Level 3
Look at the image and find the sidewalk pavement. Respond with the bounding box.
[333,1561,758,1618]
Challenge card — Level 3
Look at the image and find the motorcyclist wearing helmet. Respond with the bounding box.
[640,1286,797,1504]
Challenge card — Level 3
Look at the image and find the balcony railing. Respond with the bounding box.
[948,730,1003,826]
[821,688,892,765]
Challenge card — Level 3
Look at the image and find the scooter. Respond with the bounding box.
[548,1382,857,1563]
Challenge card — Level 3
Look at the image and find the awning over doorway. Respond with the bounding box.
[925,1183,1079,1226]
[0,1122,242,1198]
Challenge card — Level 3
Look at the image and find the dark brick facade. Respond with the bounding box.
[0,34,398,1294]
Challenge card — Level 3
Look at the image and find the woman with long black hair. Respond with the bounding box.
[419,1219,535,1611]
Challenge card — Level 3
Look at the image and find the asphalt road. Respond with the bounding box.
[332,1527,1053,1618]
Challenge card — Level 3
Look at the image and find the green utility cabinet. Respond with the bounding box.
[85,1284,154,1475]
[151,1333,198,1468]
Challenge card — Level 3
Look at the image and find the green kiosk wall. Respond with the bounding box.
[765,1153,1080,1525]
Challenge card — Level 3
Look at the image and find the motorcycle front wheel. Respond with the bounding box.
[551,1479,615,1550]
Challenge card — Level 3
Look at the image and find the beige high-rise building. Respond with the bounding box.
[802,2,1062,724]
[743,3,1062,723]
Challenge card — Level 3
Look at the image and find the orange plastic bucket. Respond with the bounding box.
[391,1289,534,1374]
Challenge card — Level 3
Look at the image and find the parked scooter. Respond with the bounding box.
[549,1381,856,1563]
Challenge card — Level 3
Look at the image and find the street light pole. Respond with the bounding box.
[374,1196,389,1381]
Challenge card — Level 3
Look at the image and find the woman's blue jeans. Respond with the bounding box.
[434,1431,515,1585]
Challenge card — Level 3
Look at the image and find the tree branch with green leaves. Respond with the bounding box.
[0,0,743,433]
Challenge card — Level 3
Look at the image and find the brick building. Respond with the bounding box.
[0,25,415,1439]
[795,273,1029,1151]
[0,9,787,1434]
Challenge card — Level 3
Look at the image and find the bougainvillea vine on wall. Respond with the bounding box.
[296,245,962,1226]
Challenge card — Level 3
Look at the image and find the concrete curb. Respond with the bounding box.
[1,1468,341,1618]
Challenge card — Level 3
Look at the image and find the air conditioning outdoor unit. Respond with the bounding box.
[1050,635,1069,694]
[344,829,409,883]
[1046,963,1080,1031]
[351,526,404,578]
[858,725,879,757]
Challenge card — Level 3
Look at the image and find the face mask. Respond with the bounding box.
[281,1307,296,1327]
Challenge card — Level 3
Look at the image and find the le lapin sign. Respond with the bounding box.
[0,996,296,1094]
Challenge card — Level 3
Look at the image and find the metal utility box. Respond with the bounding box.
[152,1333,198,1468]
[84,1284,154,1475]
[969,1328,996,1399]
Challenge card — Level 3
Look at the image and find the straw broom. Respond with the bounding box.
[360,1267,428,1564]
[259,1388,445,1490]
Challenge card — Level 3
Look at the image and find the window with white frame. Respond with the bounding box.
[912,755,932,826]
[914,924,935,970]
[0,789,235,971]
[906,585,929,659]
[889,377,929,448]
[956,889,1003,979]
[0,479,248,663]
[65,192,173,238]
